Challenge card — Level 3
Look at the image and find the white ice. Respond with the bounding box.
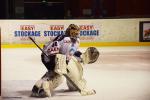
[1,46,150,100]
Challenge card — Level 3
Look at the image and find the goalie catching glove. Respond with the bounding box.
[81,47,99,64]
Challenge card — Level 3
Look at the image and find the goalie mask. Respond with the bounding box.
[65,24,80,42]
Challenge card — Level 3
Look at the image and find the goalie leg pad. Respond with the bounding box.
[65,57,96,95]
[54,54,67,75]
[31,71,64,97]
[42,71,64,93]
[67,80,78,91]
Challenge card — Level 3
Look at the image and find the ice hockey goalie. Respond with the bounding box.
[31,24,99,97]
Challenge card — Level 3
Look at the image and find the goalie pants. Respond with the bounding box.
[41,53,56,71]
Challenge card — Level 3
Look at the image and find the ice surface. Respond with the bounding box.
[1,46,150,100]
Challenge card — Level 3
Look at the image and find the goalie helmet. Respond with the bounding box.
[65,24,80,42]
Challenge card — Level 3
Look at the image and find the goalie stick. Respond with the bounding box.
[29,37,49,58]
[28,37,82,93]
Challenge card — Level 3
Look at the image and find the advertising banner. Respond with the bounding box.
[0,20,100,45]
[1,18,150,47]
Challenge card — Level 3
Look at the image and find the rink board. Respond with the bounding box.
[1,18,150,48]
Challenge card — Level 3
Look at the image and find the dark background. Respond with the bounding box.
[0,0,150,19]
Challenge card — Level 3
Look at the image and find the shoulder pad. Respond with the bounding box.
[63,37,71,43]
